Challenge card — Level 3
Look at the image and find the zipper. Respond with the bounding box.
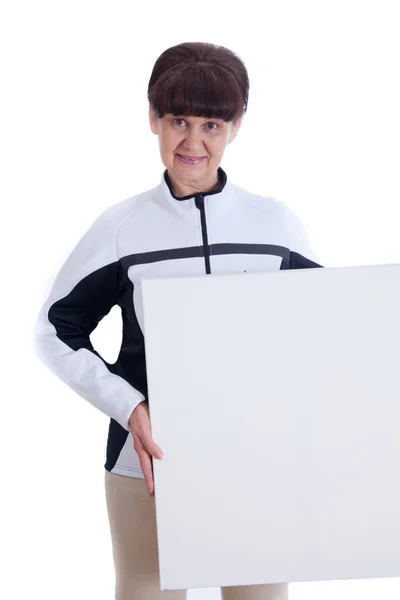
[194,194,211,274]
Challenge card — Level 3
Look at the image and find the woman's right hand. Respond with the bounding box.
[128,401,163,496]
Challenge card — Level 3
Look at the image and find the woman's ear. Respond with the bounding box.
[229,115,243,143]
[149,105,158,135]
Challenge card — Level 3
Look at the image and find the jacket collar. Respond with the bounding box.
[163,167,228,201]
[156,166,234,226]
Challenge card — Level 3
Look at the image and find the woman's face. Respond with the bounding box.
[149,106,242,195]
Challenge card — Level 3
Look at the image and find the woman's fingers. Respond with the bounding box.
[130,402,163,460]
[129,402,163,495]
[140,427,164,460]
[134,435,155,496]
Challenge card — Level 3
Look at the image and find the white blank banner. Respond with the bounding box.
[141,264,400,591]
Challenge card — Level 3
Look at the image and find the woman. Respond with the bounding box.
[34,41,321,600]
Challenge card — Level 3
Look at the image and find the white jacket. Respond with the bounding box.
[34,167,322,478]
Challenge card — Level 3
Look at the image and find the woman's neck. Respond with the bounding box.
[168,170,220,198]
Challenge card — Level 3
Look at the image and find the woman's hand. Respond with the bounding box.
[128,401,163,496]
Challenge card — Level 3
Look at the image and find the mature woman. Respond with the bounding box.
[34,41,321,600]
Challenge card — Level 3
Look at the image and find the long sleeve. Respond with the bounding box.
[33,206,145,431]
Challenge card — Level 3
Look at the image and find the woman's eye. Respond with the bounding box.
[172,119,219,130]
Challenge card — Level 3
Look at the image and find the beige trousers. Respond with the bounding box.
[104,470,289,600]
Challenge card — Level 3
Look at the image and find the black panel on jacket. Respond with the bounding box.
[120,243,291,270]
[290,252,322,269]
[105,268,149,472]
[280,252,323,270]
[47,260,123,353]
[47,260,147,473]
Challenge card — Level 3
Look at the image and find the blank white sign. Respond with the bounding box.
[141,264,400,591]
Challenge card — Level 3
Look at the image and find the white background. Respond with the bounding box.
[1,1,399,599]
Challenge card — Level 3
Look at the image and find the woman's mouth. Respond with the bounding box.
[176,154,206,166]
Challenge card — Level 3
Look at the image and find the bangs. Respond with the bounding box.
[150,63,245,122]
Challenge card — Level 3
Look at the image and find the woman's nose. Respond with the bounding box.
[182,127,205,149]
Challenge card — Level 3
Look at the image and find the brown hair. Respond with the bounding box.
[147,42,249,124]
